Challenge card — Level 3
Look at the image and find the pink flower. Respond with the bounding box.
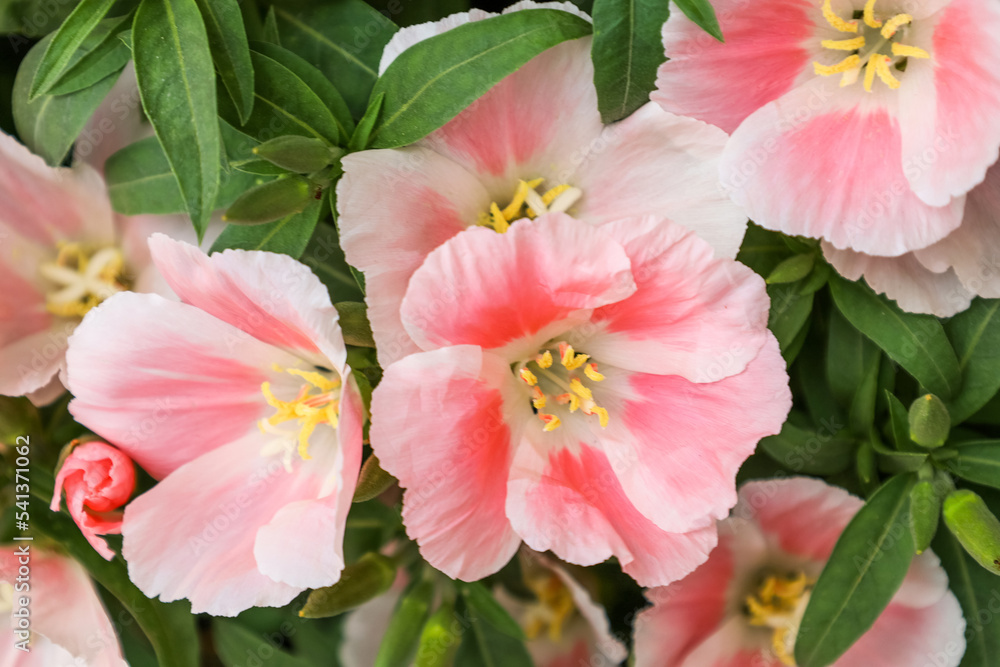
[633,477,965,667]
[370,213,791,586]
[0,548,127,666]
[50,440,136,561]
[337,2,747,367]
[654,0,1000,315]
[64,235,365,616]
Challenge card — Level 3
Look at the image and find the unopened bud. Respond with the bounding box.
[908,394,950,449]
[415,601,458,667]
[765,253,815,284]
[252,136,343,174]
[222,176,315,225]
[909,480,942,554]
[375,579,435,667]
[298,552,396,618]
[943,489,1000,575]
[354,454,396,503]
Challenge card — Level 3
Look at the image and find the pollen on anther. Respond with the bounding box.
[584,363,604,382]
[519,368,538,386]
[539,413,561,432]
[537,350,553,369]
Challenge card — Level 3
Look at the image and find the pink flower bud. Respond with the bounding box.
[50,440,136,560]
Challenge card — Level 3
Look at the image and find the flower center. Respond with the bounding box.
[38,242,129,318]
[814,0,930,92]
[258,365,341,470]
[478,177,582,233]
[516,342,608,432]
[744,571,814,667]
[523,571,576,642]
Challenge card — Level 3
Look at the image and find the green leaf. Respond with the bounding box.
[886,392,920,452]
[273,1,397,118]
[870,434,927,473]
[766,253,816,285]
[213,619,311,667]
[335,301,375,348]
[28,0,116,100]
[218,49,341,145]
[369,9,592,148]
[300,222,366,303]
[349,92,384,151]
[195,0,254,124]
[590,0,671,123]
[758,415,854,475]
[735,223,792,278]
[943,440,1000,490]
[252,135,340,173]
[848,351,881,437]
[222,175,314,225]
[211,196,321,257]
[672,0,723,41]
[374,579,435,667]
[250,41,354,143]
[454,596,535,667]
[415,601,460,667]
[826,305,880,410]
[947,298,1000,423]
[12,34,120,166]
[47,14,131,96]
[133,0,220,238]
[767,283,813,363]
[829,275,962,400]
[353,453,396,503]
[296,552,397,619]
[795,474,916,667]
[461,582,525,640]
[932,528,1000,667]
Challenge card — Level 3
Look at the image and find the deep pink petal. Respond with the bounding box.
[721,79,965,256]
[67,292,301,478]
[337,147,489,366]
[653,0,814,134]
[575,216,769,381]
[572,104,748,258]
[506,443,718,587]
[613,336,790,533]
[400,214,634,356]
[371,346,523,580]
[899,0,1000,206]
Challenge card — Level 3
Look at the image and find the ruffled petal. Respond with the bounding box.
[721,79,965,256]
[0,325,71,399]
[371,346,523,581]
[400,214,634,358]
[337,147,489,366]
[67,292,301,478]
[654,0,815,134]
[573,216,769,381]
[506,442,718,587]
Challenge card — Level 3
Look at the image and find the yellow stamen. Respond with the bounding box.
[555,393,581,412]
[523,573,576,643]
[540,184,570,206]
[536,350,553,369]
[821,0,858,33]
[490,202,509,234]
[539,413,561,432]
[583,363,604,382]
[874,54,901,89]
[814,54,862,76]
[569,378,592,401]
[891,42,929,59]
[40,243,128,318]
[744,572,813,667]
[881,13,912,38]
[863,0,882,28]
[519,368,538,386]
[864,53,880,91]
[820,36,865,51]
[592,406,609,428]
[259,367,341,462]
[532,386,547,410]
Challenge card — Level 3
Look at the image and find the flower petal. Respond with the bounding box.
[573,216,769,381]
[654,0,814,134]
[721,79,965,256]
[67,292,300,478]
[506,443,718,587]
[400,214,634,357]
[337,146,489,366]
[371,346,523,581]
[572,104,748,259]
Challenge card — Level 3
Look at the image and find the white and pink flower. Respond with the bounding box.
[0,548,127,666]
[654,0,1000,315]
[64,236,364,616]
[50,439,136,561]
[337,2,747,367]
[370,212,790,587]
[634,477,965,667]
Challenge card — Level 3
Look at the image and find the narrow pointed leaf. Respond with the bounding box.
[194,0,254,123]
[461,582,525,640]
[210,196,321,257]
[943,440,1000,490]
[28,0,116,99]
[946,298,1000,423]
[213,620,310,667]
[672,0,723,41]
[47,13,131,96]
[133,0,219,237]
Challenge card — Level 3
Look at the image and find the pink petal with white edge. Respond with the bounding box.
[611,336,790,534]
[337,147,490,366]
[654,0,814,134]
[371,346,523,581]
[823,243,973,317]
[0,131,115,246]
[0,324,73,399]
[148,235,344,366]
[543,558,627,664]
[67,292,302,479]
[574,216,768,381]
[254,375,364,589]
[898,0,1000,206]
[401,214,634,357]
[837,592,965,667]
[506,443,718,587]
[675,616,781,667]
[721,78,966,256]
[0,550,127,666]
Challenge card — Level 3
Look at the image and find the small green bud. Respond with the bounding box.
[222,176,315,225]
[0,397,40,446]
[414,601,459,667]
[298,552,396,618]
[765,253,815,284]
[252,136,343,174]
[335,302,375,348]
[909,480,942,554]
[908,394,950,449]
[943,489,1000,575]
[374,579,435,667]
[353,455,397,503]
